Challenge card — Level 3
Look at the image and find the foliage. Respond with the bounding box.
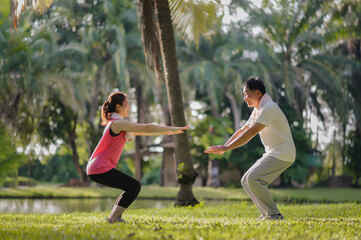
[18,159,45,180]
[169,0,222,48]
[1,0,360,187]
[0,123,26,187]
[189,93,313,185]
[1,203,361,239]
[277,91,312,186]
[18,153,79,183]
[345,130,361,187]
[140,155,162,185]
[2,176,36,187]
[37,94,76,146]
[0,0,10,26]
[189,115,233,181]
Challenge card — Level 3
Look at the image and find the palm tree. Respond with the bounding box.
[153,0,197,205]
[138,0,221,205]
[243,0,356,127]
[327,0,361,185]
[238,0,361,177]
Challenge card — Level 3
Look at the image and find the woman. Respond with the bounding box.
[87,92,188,223]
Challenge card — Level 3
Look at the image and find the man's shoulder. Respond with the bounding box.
[262,100,280,111]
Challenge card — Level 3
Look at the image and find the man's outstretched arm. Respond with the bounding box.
[204,123,265,154]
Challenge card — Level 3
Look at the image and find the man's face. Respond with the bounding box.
[243,86,261,108]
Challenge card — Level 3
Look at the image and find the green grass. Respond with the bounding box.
[1,186,361,203]
[1,203,360,239]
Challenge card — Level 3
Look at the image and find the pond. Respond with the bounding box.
[0,198,236,214]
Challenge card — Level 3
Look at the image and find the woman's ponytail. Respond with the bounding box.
[100,101,111,126]
[100,92,127,126]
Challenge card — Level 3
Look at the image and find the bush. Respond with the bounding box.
[2,176,36,188]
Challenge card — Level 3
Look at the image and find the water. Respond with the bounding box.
[0,198,175,214]
[0,198,235,214]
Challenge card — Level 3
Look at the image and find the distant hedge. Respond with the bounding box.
[2,177,36,188]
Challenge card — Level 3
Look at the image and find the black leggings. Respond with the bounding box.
[88,169,141,208]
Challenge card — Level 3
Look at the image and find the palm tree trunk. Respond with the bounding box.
[153,0,198,206]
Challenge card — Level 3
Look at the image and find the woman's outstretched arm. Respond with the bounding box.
[111,119,188,135]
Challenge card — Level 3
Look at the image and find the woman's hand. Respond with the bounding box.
[166,126,189,135]
[204,145,229,154]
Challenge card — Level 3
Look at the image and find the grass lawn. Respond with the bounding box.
[1,186,361,203]
[1,203,360,240]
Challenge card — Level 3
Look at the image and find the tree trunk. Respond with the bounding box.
[27,159,32,186]
[331,130,336,177]
[349,39,361,135]
[86,70,102,157]
[134,83,144,181]
[206,159,220,187]
[348,39,361,186]
[159,89,177,186]
[161,146,177,186]
[68,117,86,184]
[226,89,241,130]
[208,95,220,118]
[153,0,198,206]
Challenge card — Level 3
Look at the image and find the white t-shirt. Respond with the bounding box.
[245,94,296,162]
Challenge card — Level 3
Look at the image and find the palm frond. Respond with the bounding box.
[137,0,163,83]
[170,0,222,49]
[299,58,347,99]
[58,42,88,55]
[31,0,54,14]
[42,74,84,113]
[293,31,325,49]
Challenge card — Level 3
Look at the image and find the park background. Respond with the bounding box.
[1,0,361,239]
[0,0,361,210]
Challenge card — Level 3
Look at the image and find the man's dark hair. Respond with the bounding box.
[243,76,266,94]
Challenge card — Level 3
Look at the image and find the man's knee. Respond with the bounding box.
[241,174,248,188]
[248,171,269,187]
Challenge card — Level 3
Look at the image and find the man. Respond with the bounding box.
[205,76,295,220]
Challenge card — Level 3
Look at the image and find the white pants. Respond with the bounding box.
[241,156,293,216]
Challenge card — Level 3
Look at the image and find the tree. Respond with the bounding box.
[330,0,361,186]
[37,94,87,184]
[244,0,351,119]
[138,0,221,206]
[153,0,197,205]
[25,0,133,183]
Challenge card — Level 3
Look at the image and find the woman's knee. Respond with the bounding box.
[134,180,141,194]
[127,179,141,196]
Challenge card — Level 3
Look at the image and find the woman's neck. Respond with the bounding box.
[110,112,123,119]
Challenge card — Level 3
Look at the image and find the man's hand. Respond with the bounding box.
[204,145,229,155]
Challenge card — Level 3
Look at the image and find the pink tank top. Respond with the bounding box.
[87,120,127,175]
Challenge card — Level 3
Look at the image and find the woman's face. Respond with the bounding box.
[117,98,130,118]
